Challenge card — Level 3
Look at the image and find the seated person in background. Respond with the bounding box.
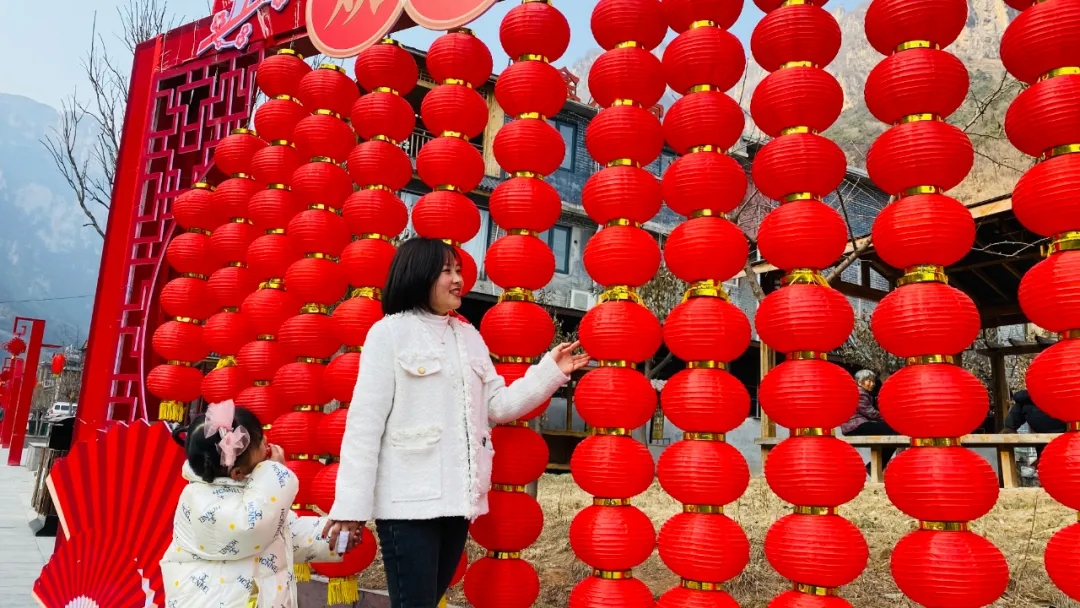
[841,369,900,473]
[1002,389,1065,463]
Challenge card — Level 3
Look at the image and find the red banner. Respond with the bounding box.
[307,0,497,57]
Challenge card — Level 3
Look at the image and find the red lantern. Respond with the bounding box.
[492,118,566,177]
[661,368,750,433]
[251,144,302,187]
[569,576,654,608]
[582,226,661,288]
[890,530,1009,608]
[256,50,310,98]
[350,92,416,143]
[242,288,299,337]
[333,296,384,347]
[764,514,869,588]
[248,186,304,233]
[203,311,255,356]
[464,557,539,608]
[755,284,854,354]
[172,183,220,231]
[494,61,568,120]
[664,297,752,363]
[161,277,217,321]
[342,189,409,238]
[589,46,665,109]
[215,129,265,176]
[411,190,482,244]
[490,426,549,485]
[284,256,348,306]
[663,91,744,155]
[574,367,657,430]
[878,363,988,438]
[1019,251,1080,333]
[757,201,847,271]
[479,301,554,358]
[201,364,249,404]
[751,68,844,138]
[750,4,840,72]
[569,505,655,570]
[751,133,846,201]
[50,353,66,376]
[865,121,973,196]
[421,84,489,141]
[872,193,975,269]
[488,178,561,236]
[590,0,666,51]
[871,282,980,357]
[347,140,413,191]
[658,513,749,582]
[1000,0,1080,85]
[758,360,858,429]
[470,491,543,551]
[570,435,655,498]
[1046,524,1080,601]
[485,234,557,290]
[1037,433,1080,510]
[298,64,358,117]
[499,1,571,63]
[585,105,664,167]
[579,301,662,364]
[238,339,290,382]
[288,208,350,258]
[354,39,419,95]
[147,364,204,404]
[662,151,746,216]
[292,160,354,211]
[884,448,1000,522]
[416,136,486,193]
[339,238,396,290]
[764,437,865,507]
[865,49,969,125]
[657,440,750,506]
[324,353,360,404]
[582,166,662,225]
[254,95,308,143]
[664,216,748,282]
[662,0,742,32]
[294,112,356,163]
[153,321,209,363]
[1026,339,1080,423]
[425,30,494,89]
[864,0,967,56]
[1012,153,1080,238]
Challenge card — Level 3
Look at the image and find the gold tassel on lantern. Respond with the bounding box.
[438,597,448,608]
[159,400,186,423]
[327,576,360,605]
[294,562,312,583]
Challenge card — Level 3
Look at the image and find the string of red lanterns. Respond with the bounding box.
[654,0,752,605]
[863,0,1009,604]
[411,28,492,292]
[203,129,263,405]
[749,0,869,602]
[568,1,665,605]
[237,49,311,432]
[152,182,217,422]
[273,61,358,583]
[459,3,569,606]
[1000,0,1080,599]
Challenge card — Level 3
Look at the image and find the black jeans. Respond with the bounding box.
[845,420,899,470]
[375,517,470,608]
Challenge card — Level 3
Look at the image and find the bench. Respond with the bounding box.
[755,433,1060,488]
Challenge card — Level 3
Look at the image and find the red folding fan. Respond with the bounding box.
[33,528,150,608]
[46,421,187,606]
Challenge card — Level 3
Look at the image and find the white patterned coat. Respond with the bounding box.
[160,461,339,607]
[328,311,570,524]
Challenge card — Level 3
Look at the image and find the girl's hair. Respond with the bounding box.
[171,406,264,482]
[383,238,460,316]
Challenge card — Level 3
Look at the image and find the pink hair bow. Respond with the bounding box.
[204,400,250,468]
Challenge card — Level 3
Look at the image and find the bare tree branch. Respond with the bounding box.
[825,238,873,285]
[41,0,174,240]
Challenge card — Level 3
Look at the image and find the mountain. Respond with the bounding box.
[571,0,1030,206]
[0,93,103,346]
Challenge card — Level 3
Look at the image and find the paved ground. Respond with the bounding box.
[0,448,55,608]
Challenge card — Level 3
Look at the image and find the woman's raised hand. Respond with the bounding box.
[551,341,590,375]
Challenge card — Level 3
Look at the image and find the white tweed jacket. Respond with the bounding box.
[328,310,569,523]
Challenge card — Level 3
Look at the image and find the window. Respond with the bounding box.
[547,119,576,171]
[538,225,572,274]
[462,208,492,277]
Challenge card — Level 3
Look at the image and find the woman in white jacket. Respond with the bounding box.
[323,238,589,608]
[161,401,339,608]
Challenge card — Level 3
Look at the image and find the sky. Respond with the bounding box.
[0,0,862,110]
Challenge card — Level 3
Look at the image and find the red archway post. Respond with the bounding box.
[6,317,45,465]
[74,36,163,447]
[0,358,24,448]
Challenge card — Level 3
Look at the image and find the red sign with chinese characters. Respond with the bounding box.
[306,0,498,57]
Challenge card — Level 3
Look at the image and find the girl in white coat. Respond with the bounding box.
[161,401,339,608]
[323,238,590,608]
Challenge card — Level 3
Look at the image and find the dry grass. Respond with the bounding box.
[357,475,1078,607]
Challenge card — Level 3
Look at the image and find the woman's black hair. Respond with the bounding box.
[170,406,265,482]
[383,237,460,316]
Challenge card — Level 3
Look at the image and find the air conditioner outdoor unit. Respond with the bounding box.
[570,289,594,311]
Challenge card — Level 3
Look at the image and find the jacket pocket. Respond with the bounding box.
[397,357,442,378]
[475,429,494,495]
[388,426,442,502]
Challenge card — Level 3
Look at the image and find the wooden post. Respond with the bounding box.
[991,353,1009,431]
[759,342,777,465]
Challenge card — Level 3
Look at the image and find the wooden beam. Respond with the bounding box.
[834,281,889,302]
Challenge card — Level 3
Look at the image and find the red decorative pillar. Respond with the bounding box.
[411,29,494,292]
[461,3,570,606]
[1000,0,1080,599]
[654,0,753,604]
[864,0,1009,604]
[749,0,869,603]
[568,1,665,605]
